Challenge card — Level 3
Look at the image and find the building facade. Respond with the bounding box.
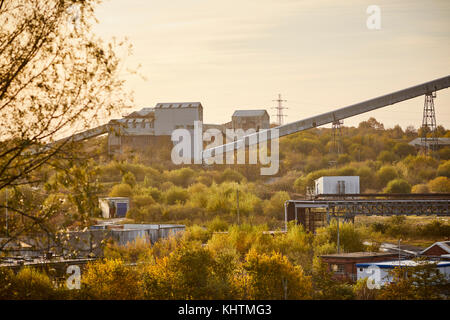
[232,110,270,131]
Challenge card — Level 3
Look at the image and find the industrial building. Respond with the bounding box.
[356,260,450,286]
[55,102,270,156]
[99,197,130,219]
[231,110,270,131]
[314,176,360,196]
[320,252,398,281]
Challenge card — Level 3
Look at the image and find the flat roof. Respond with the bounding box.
[320,252,397,259]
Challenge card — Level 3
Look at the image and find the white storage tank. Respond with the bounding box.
[314,176,360,195]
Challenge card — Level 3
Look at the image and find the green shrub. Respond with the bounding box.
[384,179,411,194]
[109,183,133,197]
[165,186,189,205]
[428,176,450,193]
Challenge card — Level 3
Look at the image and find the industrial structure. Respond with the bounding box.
[53,102,271,155]
[203,75,450,160]
[231,110,270,131]
[420,92,438,155]
[272,94,288,125]
[314,176,360,196]
[356,260,450,286]
[99,197,130,219]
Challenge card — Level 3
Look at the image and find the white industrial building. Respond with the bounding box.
[153,102,203,135]
[54,101,270,155]
[99,197,130,219]
[356,260,450,286]
[314,176,360,195]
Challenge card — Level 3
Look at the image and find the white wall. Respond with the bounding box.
[315,176,360,195]
[154,107,202,136]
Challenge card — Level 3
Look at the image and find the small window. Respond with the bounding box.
[332,264,345,274]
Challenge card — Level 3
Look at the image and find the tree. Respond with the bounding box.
[263,191,290,220]
[393,142,416,158]
[311,258,355,300]
[0,0,129,250]
[241,250,312,300]
[377,151,397,163]
[81,259,143,299]
[358,118,384,131]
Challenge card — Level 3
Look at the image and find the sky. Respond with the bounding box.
[92,0,450,130]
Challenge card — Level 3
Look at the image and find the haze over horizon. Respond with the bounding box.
[93,0,450,130]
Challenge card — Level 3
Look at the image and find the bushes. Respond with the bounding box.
[384,179,411,194]
[419,220,450,238]
[314,221,365,253]
[376,166,398,189]
[165,167,196,187]
[216,168,245,184]
[263,191,290,220]
[437,160,450,178]
[428,176,450,193]
[165,186,189,205]
[411,184,429,193]
[367,216,450,239]
[122,172,136,187]
[377,151,397,163]
[0,267,59,300]
[109,183,133,197]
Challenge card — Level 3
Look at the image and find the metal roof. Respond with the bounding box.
[356,260,450,269]
[155,102,202,109]
[420,241,450,255]
[125,107,155,118]
[408,137,450,147]
[232,110,268,117]
[320,252,396,259]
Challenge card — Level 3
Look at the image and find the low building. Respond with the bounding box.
[232,110,270,131]
[419,241,450,260]
[99,197,130,219]
[314,176,360,195]
[356,260,450,286]
[320,252,398,281]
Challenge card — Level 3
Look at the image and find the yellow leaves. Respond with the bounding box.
[82,258,143,299]
[241,249,312,300]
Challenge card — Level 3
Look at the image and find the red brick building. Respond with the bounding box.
[420,241,450,259]
[320,252,398,282]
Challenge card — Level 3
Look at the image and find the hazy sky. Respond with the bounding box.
[93,0,450,129]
